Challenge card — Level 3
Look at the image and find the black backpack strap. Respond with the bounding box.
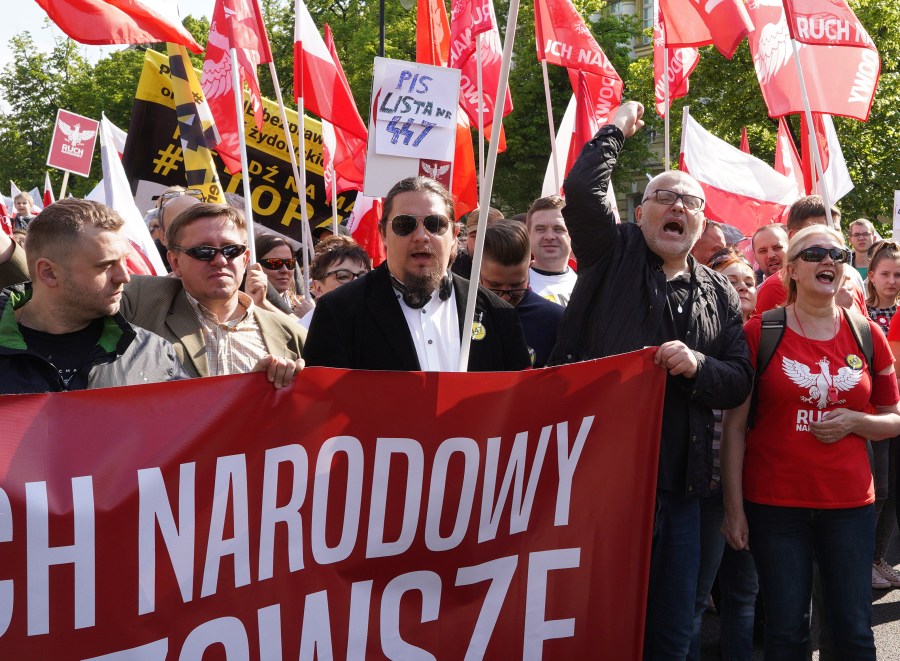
[841,307,875,373]
[748,307,787,428]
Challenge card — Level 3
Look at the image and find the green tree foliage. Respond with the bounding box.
[2,1,896,225]
[624,0,900,228]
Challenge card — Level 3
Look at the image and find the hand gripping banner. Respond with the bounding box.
[0,350,664,659]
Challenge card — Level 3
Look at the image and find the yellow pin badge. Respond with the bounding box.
[846,354,863,370]
[471,312,486,341]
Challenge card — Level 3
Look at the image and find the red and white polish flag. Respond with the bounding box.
[680,111,800,236]
[35,0,202,53]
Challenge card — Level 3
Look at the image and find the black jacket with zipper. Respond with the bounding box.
[548,124,754,497]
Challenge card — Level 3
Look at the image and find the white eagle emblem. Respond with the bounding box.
[58,120,96,147]
[422,162,450,178]
[782,356,862,409]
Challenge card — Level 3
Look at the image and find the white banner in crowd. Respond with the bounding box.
[364,57,459,197]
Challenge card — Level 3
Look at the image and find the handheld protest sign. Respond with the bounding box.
[364,57,460,197]
[47,109,99,178]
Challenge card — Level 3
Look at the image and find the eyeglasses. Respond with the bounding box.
[850,232,872,239]
[259,257,296,270]
[795,246,851,264]
[323,268,368,283]
[483,286,528,306]
[707,248,751,270]
[159,189,204,204]
[171,244,248,261]
[389,214,453,237]
[642,189,705,212]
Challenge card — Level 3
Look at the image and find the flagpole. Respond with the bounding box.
[540,59,560,192]
[663,47,670,171]
[59,171,70,199]
[476,34,485,194]
[267,60,314,300]
[457,0,520,373]
[229,48,258,261]
[790,38,834,227]
[331,164,339,235]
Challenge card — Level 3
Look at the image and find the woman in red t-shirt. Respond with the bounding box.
[721,225,900,659]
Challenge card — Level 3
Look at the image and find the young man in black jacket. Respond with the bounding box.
[549,101,753,660]
[0,199,186,393]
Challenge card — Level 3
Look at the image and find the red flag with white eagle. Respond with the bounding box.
[746,0,880,121]
[653,0,698,118]
[35,0,201,53]
[451,0,512,129]
[201,0,273,174]
[294,0,368,141]
[659,0,753,58]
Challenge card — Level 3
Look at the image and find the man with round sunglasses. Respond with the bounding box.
[548,101,753,659]
[0,202,304,388]
[303,176,530,371]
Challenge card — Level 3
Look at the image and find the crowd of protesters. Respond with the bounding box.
[2,100,900,660]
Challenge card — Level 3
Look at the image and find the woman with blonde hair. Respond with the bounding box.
[722,225,900,658]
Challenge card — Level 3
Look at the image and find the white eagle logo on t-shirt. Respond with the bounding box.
[782,356,862,409]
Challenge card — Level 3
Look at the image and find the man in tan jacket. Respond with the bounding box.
[0,202,304,385]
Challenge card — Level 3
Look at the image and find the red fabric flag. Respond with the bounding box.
[534,0,622,81]
[658,0,753,59]
[746,0,880,121]
[320,24,367,199]
[417,0,451,67]
[346,193,386,266]
[783,0,876,48]
[652,0,698,118]
[452,0,513,128]
[739,127,750,153]
[42,171,55,208]
[201,0,273,174]
[35,0,202,53]
[798,112,853,201]
[774,117,805,196]
[565,70,600,177]
[293,0,368,141]
[419,0,478,217]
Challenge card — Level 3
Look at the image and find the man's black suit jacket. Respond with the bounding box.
[303,264,531,371]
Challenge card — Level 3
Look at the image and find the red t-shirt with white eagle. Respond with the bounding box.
[743,314,898,508]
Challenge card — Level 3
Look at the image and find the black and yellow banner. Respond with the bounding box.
[122,49,355,240]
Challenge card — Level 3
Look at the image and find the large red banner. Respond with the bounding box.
[0,350,664,659]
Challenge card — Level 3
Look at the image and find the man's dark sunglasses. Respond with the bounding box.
[796,246,852,264]
[389,214,452,237]
[259,257,296,270]
[172,244,248,261]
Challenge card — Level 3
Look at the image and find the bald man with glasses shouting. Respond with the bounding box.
[0,202,304,386]
[303,176,530,372]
